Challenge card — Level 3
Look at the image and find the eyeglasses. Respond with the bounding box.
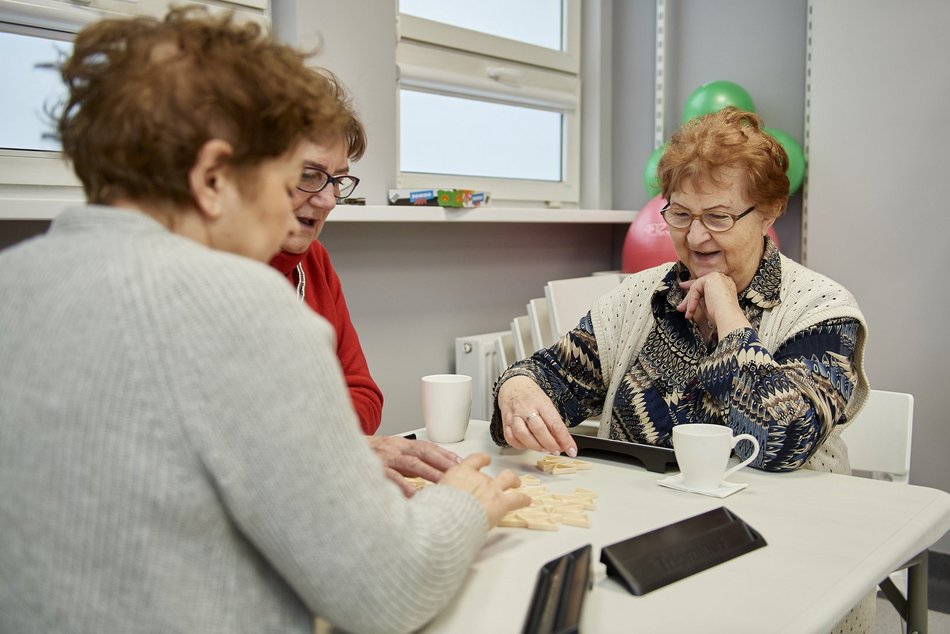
[296,166,360,200]
[660,204,756,232]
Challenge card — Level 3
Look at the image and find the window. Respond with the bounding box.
[0,0,270,198]
[0,30,71,153]
[399,0,563,51]
[397,0,580,206]
[0,0,101,192]
[400,92,562,182]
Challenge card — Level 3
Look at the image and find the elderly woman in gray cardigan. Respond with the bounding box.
[492,107,868,475]
[0,9,529,634]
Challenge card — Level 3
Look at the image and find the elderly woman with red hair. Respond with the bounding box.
[493,106,868,474]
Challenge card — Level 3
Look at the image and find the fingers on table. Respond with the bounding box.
[494,468,522,490]
[409,441,462,471]
[392,455,444,483]
[504,409,574,455]
[460,452,491,471]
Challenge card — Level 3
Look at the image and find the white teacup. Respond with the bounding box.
[672,424,760,491]
[421,374,472,443]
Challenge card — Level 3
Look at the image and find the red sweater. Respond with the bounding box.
[270,243,383,434]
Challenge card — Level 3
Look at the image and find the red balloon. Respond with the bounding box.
[622,195,674,273]
[621,195,780,274]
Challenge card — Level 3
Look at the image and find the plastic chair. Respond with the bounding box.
[544,274,623,337]
[510,315,531,361]
[494,331,515,376]
[841,389,913,484]
[527,298,555,351]
[840,389,914,604]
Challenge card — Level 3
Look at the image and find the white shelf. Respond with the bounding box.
[0,197,636,224]
[329,205,635,223]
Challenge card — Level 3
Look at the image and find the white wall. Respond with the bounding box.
[806,0,950,553]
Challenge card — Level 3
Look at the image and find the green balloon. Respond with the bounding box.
[681,80,756,124]
[643,145,665,197]
[765,127,805,196]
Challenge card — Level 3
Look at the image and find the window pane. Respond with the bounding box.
[0,31,70,151]
[399,0,563,51]
[400,90,562,182]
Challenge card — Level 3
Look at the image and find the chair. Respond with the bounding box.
[841,389,913,484]
[454,330,510,421]
[510,315,531,361]
[544,274,623,337]
[840,389,915,608]
[526,298,555,351]
[493,331,516,376]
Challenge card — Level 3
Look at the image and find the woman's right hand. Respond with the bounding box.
[497,376,578,457]
[440,453,531,527]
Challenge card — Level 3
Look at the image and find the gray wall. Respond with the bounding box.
[319,223,617,433]
[612,0,805,263]
[269,0,623,433]
[806,0,950,553]
[1,0,944,554]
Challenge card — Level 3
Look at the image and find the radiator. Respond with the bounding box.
[454,331,509,421]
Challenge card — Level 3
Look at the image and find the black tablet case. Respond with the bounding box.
[599,507,766,595]
[523,544,593,634]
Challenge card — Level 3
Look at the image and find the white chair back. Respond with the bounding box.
[510,315,531,361]
[544,274,623,337]
[841,389,914,484]
[840,389,914,598]
[493,332,515,376]
[526,298,554,351]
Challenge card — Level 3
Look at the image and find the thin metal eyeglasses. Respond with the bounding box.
[660,204,756,232]
[296,166,360,200]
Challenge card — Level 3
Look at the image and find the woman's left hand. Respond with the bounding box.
[677,272,750,335]
[367,435,463,497]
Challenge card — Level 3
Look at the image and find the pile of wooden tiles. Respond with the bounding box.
[499,474,597,530]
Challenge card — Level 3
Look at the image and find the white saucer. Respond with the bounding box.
[657,473,748,498]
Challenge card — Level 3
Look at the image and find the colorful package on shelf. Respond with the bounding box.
[437,189,490,208]
[388,188,490,208]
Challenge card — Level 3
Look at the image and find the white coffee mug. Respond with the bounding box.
[421,374,472,443]
[672,424,760,491]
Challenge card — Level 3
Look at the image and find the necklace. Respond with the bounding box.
[295,263,306,303]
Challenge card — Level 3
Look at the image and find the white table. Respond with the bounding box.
[419,421,950,634]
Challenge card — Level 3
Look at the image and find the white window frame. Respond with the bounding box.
[0,0,269,202]
[0,0,101,194]
[396,0,581,207]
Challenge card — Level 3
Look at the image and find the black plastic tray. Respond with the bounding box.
[569,432,677,473]
[600,507,766,595]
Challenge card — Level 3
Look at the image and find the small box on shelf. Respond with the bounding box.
[388,188,491,208]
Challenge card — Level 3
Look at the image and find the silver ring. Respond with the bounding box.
[525,411,540,422]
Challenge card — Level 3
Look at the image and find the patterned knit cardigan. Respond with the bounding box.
[590,254,869,474]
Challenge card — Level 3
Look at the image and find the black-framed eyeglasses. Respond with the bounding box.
[660,204,756,232]
[296,166,360,200]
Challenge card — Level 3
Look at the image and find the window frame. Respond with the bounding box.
[0,0,102,191]
[396,0,581,207]
[0,0,270,196]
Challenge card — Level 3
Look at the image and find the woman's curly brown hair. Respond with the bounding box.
[57,6,349,205]
[658,106,791,219]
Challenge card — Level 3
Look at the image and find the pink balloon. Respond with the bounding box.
[621,195,780,274]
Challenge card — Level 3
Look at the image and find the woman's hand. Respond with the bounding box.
[367,435,462,498]
[677,272,751,335]
[440,453,531,527]
[497,376,577,457]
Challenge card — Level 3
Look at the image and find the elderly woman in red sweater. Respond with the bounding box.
[268,72,459,497]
